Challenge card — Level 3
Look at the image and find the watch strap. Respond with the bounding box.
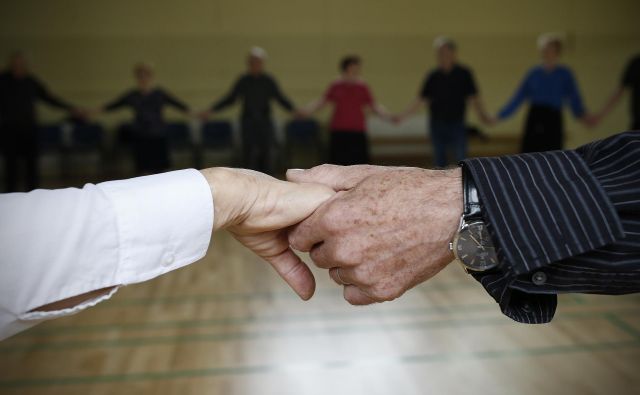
[461,163,482,221]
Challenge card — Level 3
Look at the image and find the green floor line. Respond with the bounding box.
[17,296,640,339]
[92,280,485,308]
[16,303,502,337]
[605,313,640,341]
[2,310,638,354]
[1,340,638,389]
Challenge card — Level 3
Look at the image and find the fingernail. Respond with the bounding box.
[287,169,304,172]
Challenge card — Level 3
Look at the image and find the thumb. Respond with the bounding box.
[264,247,316,300]
[286,164,388,191]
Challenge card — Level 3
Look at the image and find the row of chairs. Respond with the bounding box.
[37,119,324,174]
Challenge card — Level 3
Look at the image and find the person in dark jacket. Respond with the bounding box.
[394,37,493,167]
[96,63,190,175]
[0,51,81,192]
[200,47,300,175]
[595,53,640,129]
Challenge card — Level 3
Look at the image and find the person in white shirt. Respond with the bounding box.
[0,167,334,340]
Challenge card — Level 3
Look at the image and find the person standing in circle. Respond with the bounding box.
[200,47,300,175]
[0,51,82,192]
[95,62,190,175]
[394,37,493,167]
[496,33,596,153]
[302,55,391,166]
[594,53,640,130]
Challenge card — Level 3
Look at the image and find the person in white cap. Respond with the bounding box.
[394,36,493,167]
[200,47,300,175]
[494,33,596,152]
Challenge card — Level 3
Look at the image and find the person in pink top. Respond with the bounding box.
[303,55,391,165]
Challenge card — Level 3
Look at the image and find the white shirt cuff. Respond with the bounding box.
[98,169,214,285]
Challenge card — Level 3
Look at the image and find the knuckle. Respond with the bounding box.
[321,204,346,232]
[333,244,361,266]
[371,283,403,302]
[309,164,336,179]
[309,247,326,266]
[331,247,349,265]
[344,294,358,305]
[352,264,373,285]
[288,232,304,251]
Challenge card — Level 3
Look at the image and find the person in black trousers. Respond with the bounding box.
[301,55,391,166]
[95,63,190,175]
[0,52,80,192]
[495,33,596,153]
[595,53,640,129]
[394,36,494,167]
[200,47,300,175]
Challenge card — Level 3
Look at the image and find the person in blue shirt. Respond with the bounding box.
[496,33,596,153]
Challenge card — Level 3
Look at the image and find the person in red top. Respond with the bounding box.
[303,55,391,165]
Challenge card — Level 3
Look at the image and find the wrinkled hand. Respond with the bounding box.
[287,165,462,305]
[200,168,334,300]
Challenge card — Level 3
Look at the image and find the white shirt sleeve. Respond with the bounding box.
[0,169,214,340]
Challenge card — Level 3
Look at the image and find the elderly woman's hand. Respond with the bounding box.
[200,168,335,300]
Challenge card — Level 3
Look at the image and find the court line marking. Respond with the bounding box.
[91,281,480,308]
[1,310,637,354]
[17,302,497,337]
[0,340,638,389]
[14,298,640,338]
[604,313,640,341]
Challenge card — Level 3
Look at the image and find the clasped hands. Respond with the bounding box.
[203,165,463,305]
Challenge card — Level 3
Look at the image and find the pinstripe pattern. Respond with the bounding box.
[464,131,640,324]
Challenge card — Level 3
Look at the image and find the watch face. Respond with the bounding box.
[453,221,498,271]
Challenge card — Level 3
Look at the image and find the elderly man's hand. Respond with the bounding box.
[287,165,463,305]
[200,168,335,300]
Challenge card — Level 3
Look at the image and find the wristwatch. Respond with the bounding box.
[449,163,499,273]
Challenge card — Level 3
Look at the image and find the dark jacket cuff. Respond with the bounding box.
[462,151,623,276]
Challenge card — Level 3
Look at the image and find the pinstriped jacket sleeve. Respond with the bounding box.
[462,130,640,324]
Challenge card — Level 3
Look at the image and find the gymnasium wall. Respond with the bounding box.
[0,0,639,147]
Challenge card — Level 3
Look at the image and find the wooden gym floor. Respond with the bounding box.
[0,232,639,395]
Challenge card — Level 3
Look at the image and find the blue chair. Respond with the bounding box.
[116,123,134,147]
[286,119,320,146]
[71,123,104,150]
[37,124,67,179]
[199,121,235,167]
[202,121,233,149]
[38,124,65,152]
[165,122,196,168]
[65,123,106,177]
[284,119,322,167]
[166,122,192,149]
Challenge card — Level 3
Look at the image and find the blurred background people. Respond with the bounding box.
[0,51,81,192]
[94,62,190,175]
[596,54,640,129]
[495,33,596,153]
[394,37,493,167]
[302,55,390,166]
[200,47,298,175]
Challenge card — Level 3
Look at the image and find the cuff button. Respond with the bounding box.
[164,253,175,266]
[532,271,547,286]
